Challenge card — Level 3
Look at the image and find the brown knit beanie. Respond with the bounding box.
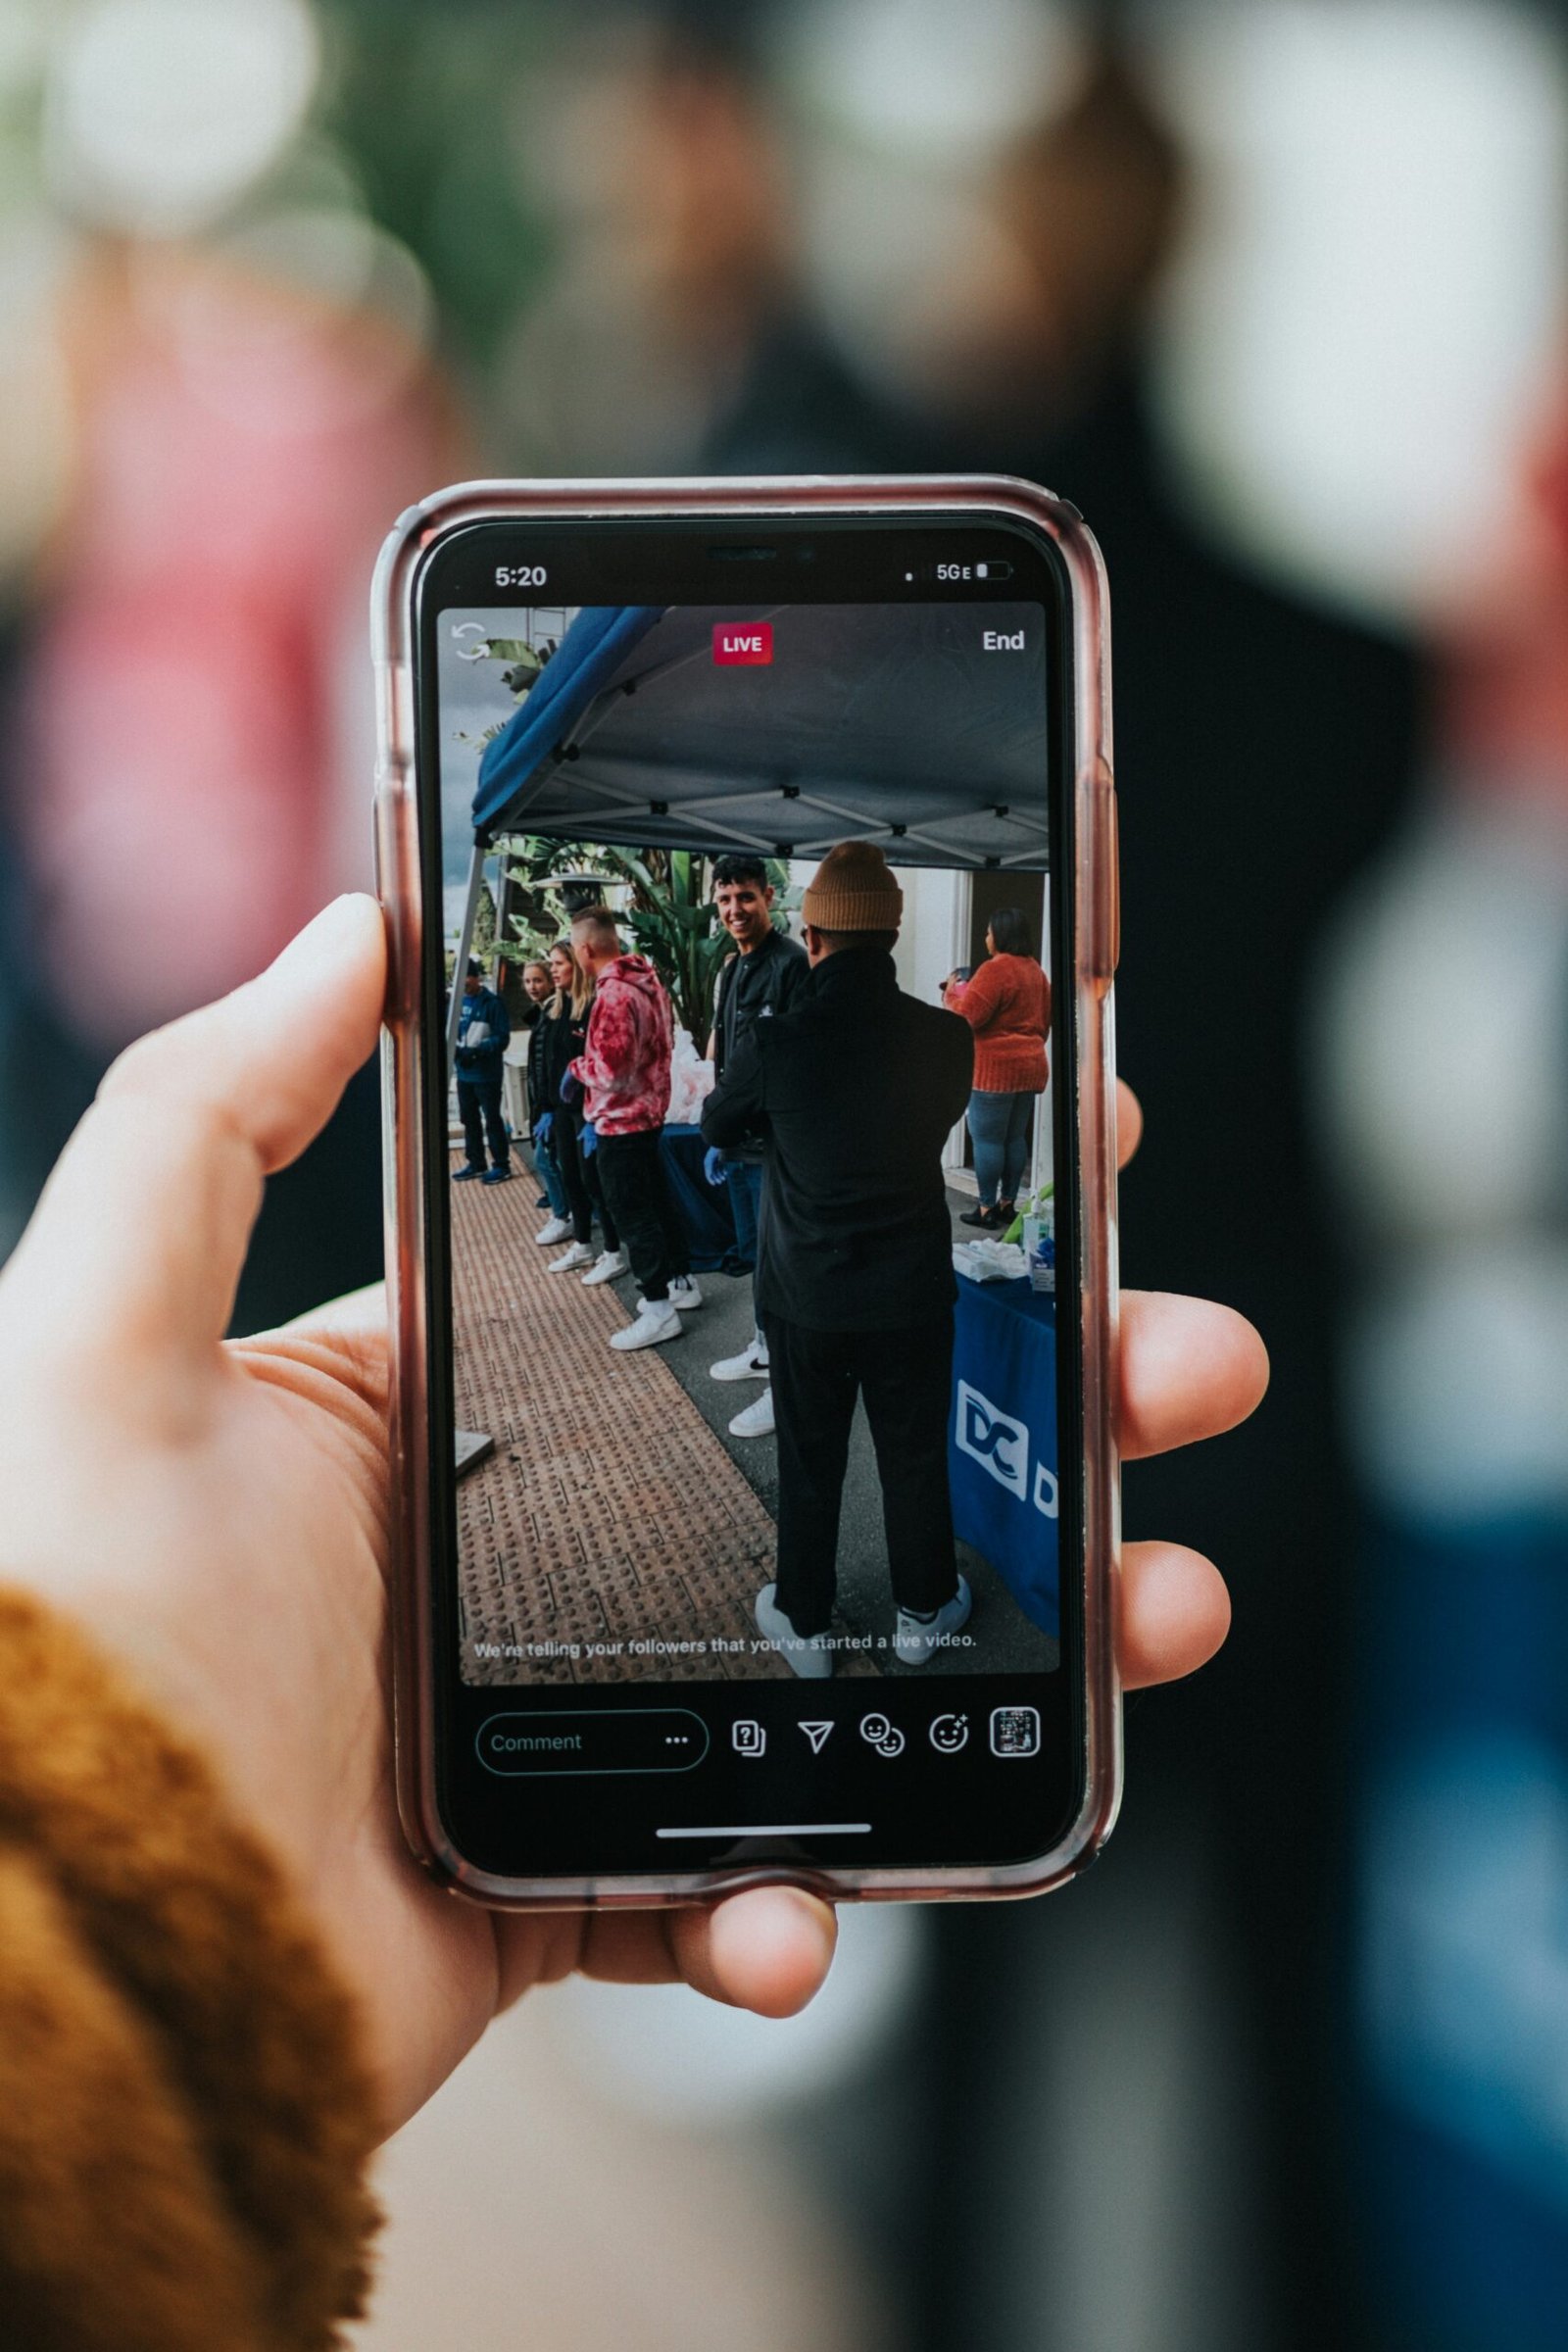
[801,841,904,934]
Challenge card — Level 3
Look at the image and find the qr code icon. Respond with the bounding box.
[989,1706,1041,1758]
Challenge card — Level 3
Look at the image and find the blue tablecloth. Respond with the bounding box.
[949,1276,1058,1633]
[660,1124,742,1273]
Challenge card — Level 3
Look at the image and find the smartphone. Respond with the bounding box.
[371,476,1120,1907]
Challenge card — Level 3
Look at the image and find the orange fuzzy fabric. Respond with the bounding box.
[0,1590,382,2350]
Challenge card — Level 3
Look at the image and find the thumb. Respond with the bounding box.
[3,897,386,1363]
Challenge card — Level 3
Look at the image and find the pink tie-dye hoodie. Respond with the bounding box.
[568,955,673,1136]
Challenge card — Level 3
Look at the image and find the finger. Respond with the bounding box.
[228,1284,391,1423]
[272,1282,388,1345]
[558,1886,838,2019]
[1118,1541,1231,1689]
[4,897,386,1362]
[1118,1290,1269,1461]
[670,1886,838,2017]
[99,893,387,1173]
[1116,1080,1143,1170]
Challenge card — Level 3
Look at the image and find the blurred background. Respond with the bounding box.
[2,0,1567,2344]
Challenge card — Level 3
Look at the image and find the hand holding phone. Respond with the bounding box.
[0,893,1257,2128]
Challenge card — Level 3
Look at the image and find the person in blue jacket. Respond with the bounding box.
[452,957,512,1185]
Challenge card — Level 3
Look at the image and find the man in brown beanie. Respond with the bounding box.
[702,841,975,1676]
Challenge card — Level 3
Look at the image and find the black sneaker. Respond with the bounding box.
[959,1202,1000,1228]
[453,1165,485,1182]
[482,1166,513,1186]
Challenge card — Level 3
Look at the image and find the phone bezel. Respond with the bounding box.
[371,475,1120,1908]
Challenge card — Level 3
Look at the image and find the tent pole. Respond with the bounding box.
[491,845,509,985]
[447,843,486,1067]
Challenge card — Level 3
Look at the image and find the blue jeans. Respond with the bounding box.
[725,1159,763,1266]
[726,1159,766,1354]
[532,1130,569,1219]
[967,1088,1034,1206]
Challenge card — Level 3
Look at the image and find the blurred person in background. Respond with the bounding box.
[693,23,1422,2348]
[496,11,814,478]
[1317,377,1568,2352]
[943,906,1051,1231]
[0,22,463,1326]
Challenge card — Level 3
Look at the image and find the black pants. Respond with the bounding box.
[457,1077,509,1173]
[595,1129,689,1302]
[762,1310,958,1637]
[556,1103,616,1250]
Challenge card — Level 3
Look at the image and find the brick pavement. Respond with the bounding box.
[449,1151,873,1686]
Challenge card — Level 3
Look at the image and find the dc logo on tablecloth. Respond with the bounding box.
[956,1382,1059,1519]
[956,1382,1028,1493]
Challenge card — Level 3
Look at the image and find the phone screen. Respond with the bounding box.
[411,513,1087,1884]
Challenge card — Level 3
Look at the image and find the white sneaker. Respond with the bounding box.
[609,1298,681,1352]
[534,1215,572,1246]
[894,1575,973,1668]
[581,1249,628,1287]
[754,1583,832,1679]
[728,1387,775,1440]
[547,1242,594,1274]
[710,1343,769,1382]
[633,1276,703,1313]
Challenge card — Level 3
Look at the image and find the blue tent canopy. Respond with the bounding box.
[473,606,662,843]
[469,601,1051,872]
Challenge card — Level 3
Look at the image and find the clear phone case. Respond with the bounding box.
[370,475,1120,1909]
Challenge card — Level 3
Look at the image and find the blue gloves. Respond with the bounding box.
[560,1071,582,1107]
[533,1111,554,1145]
[704,1147,727,1186]
[581,1121,598,1158]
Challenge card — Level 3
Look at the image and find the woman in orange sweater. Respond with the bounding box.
[944,906,1052,1230]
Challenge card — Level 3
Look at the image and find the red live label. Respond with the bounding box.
[713,621,773,665]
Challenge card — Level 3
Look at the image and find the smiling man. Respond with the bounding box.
[706,854,808,1436]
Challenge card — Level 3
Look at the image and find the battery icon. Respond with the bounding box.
[974,561,1013,580]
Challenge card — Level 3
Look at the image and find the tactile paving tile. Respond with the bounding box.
[449,1152,874,1685]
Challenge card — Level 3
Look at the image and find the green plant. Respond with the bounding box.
[612,848,731,1050]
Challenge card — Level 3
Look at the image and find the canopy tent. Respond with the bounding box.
[449,599,1051,1054]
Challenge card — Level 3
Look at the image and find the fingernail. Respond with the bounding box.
[770,1885,837,1964]
[284,894,378,971]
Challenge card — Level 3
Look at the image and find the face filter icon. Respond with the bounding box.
[859,1712,906,1759]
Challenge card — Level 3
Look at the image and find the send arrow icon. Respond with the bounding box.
[799,1722,834,1754]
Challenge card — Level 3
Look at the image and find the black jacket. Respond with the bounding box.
[711,926,810,1159]
[524,1000,554,1132]
[531,998,582,1123]
[703,948,972,1332]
